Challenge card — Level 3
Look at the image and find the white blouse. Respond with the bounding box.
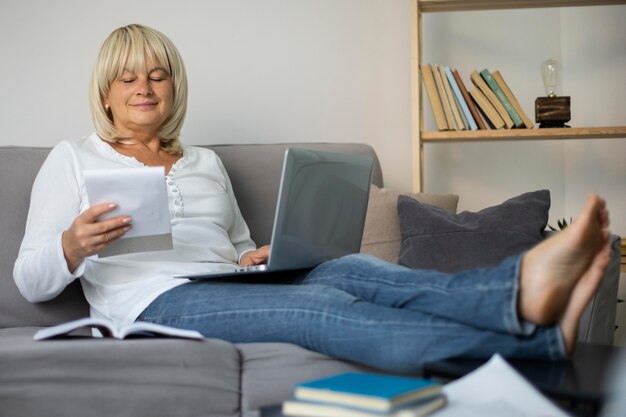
[14,133,257,328]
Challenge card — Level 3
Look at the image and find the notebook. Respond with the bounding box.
[174,147,374,280]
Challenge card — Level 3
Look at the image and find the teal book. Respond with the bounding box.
[293,372,442,413]
[444,66,478,130]
[480,69,524,127]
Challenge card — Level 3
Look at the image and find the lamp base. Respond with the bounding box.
[535,96,571,128]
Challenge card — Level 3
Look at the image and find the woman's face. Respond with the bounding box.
[104,64,174,137]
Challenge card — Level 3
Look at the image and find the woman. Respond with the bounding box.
[14,24,611,373]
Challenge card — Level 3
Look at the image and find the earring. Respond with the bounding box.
[104,104,110,111]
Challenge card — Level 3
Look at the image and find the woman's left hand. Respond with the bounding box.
[240,245,270,267]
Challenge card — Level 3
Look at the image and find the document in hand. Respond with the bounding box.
[84,166,173,257]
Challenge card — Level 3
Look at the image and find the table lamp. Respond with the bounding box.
[535,59,571,128]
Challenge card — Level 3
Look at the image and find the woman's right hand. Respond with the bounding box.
[62,203,132,273]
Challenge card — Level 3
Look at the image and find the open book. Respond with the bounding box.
[33,317,204,341]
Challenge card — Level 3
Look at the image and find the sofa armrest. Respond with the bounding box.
[577,234,622,345]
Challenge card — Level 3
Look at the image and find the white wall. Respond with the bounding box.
[0,1,624,235]
[0,0,412,189]
[422,5,626,235]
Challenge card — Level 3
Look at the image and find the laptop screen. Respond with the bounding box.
[268,148,374,271]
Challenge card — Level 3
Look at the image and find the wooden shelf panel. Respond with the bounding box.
[418,0,626,13]
[421,126,626,143]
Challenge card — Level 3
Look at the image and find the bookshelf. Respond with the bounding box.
[410,0,626,192]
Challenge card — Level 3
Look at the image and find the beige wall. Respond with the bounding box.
[0,1,624,234]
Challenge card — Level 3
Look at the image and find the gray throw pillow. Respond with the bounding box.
[398,190,550,273]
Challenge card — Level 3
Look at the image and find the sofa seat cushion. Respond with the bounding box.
[236,343,416,417]
[0,328,241,417]
[237,342,391,417]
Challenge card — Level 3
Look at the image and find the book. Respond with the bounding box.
[282,395,446,417]
[432,65,455,130]
[451,69,486,130]
[420,64,448,131]
[293,372,442,413]
[492,70,534,128]
[479,69,523,128]
[470,70,514,129]
[33,317,204,341]
[444,67,477,130]
[469,88,505,129]
[437,65,464,130]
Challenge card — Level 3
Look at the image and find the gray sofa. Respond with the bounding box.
[0,143,621,417]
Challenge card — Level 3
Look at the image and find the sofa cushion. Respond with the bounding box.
[0,328,241,417]
[360,186,459,263]
[238,342,380,417]
[0,147,89,328]
[210,143,383,247]
[398,190,550,273]
[0,143,382,329]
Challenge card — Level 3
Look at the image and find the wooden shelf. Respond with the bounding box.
[418,0,626,13]
[422,126,626,143]
[410,0,626,191]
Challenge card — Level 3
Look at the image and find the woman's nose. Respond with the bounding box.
[136,78,153,96]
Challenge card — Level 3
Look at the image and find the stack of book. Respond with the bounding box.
[281,372,446,417]
[421,64,534,131]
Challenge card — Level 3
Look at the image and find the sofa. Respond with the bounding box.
[0,143,621,417]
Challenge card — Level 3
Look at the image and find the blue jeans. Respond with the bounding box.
[141,254,566,373]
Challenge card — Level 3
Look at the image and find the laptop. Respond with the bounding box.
[174,147,374,280]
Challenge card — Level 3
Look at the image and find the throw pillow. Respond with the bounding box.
[360,185,459,263]
[397,189,550,273]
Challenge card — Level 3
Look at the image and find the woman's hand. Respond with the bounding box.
[239,245,270,267]
[62,203,132,272]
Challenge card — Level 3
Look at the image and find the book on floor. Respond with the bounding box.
[282,395,446,417]
[479,69,524,128]
[491,70,534,129]
[470,70,514,129]
[293,372,443,413]
[420,64,448,131]
[33,317,204,341]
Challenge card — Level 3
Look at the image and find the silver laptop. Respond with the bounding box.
[175,147,374,280]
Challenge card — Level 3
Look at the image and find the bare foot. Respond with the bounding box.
[518,194,610,326]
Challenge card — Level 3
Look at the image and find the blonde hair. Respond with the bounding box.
[89,24,188,155]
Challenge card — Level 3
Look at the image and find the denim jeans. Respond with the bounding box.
[140,254,566,373]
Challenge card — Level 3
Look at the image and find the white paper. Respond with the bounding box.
[430,355,569,417]
[84,167,173,257]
